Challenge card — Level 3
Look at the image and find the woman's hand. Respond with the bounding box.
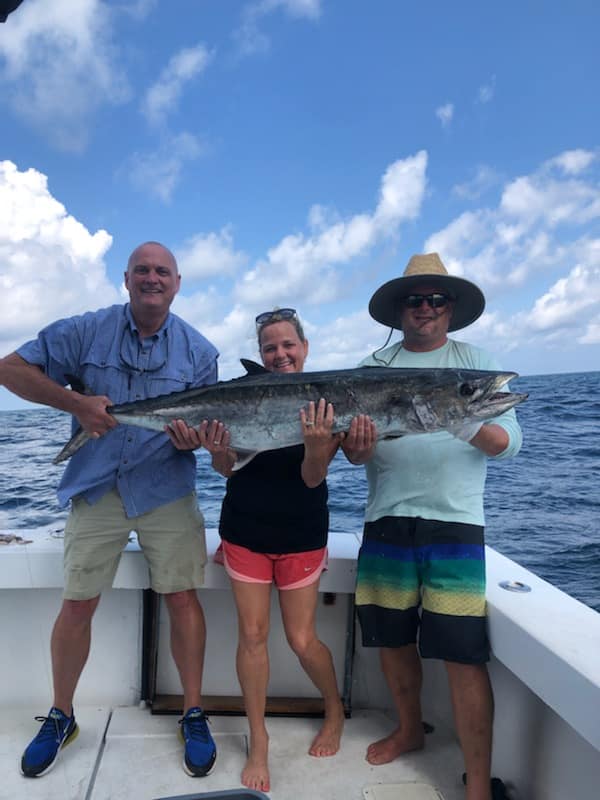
[300,398,341,487]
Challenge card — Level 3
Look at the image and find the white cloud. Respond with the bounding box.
[234,0,322,57]
[435,103,454,128]
[234,151,428,307]
[306,310,387,371]
[142,43,213,126]
[0,161,117,356]
[0,0,129,151]
[526,264,600,332]
[580,321,600,344]
[126,132,205,202]
[175,229,248,281]
[425,210,492,271]
[171,296,259,378]
[427,149,600,291]
[501,174,600,227]
[375,152,428,226]
[545,149,596,176]
[424,150,600,359]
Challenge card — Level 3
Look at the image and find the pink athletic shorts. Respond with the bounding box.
[216,540,328,590]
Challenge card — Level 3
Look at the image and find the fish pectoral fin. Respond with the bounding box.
[380,433,403,441]
[231,451,259,471]
[240,358,269,375]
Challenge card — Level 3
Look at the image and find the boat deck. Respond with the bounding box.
[4,706,465,800]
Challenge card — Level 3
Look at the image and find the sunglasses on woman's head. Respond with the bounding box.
[401,293,452,309]
[255,308,298,326]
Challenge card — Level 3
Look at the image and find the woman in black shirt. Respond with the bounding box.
[203,308,345,793]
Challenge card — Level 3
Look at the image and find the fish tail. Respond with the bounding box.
[53,428,91,465]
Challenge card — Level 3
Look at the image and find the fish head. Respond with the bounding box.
[384,368,527,434]
[454,371,528,422]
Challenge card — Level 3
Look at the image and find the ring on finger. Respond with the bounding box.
[305,421,314,427]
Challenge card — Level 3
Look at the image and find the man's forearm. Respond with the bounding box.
[0,353,83,415]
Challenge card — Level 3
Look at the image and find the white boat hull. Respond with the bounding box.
[1,528,599,799]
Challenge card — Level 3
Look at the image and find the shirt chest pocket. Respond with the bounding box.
[146,369,193,399]
[79,343,194,403]
[77,353,130,404]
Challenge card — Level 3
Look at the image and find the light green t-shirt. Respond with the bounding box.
[360,339,522,526]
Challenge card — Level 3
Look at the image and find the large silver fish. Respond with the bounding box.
[54,361,527,465]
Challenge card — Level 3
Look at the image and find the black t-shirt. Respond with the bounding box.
[219,445,328,554]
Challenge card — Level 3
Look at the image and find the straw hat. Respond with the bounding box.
[368,252,485,332]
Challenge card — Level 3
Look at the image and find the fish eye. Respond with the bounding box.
[460,383,477,397]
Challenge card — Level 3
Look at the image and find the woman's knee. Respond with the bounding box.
[286,627,319,659]
[239,620,269,653]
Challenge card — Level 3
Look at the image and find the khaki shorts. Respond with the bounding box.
[63,490,207,600]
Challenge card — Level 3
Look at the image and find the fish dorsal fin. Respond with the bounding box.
[240,358,269,375]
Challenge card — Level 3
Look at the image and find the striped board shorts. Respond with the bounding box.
[355,515,490,664]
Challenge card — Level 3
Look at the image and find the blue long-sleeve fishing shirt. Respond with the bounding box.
[17,303,218,518]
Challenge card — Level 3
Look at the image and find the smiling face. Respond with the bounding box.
[124,242,181,332]
[258,320,309,373]
[399,283,454,352]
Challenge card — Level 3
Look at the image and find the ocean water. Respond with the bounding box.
[1,371,599,612]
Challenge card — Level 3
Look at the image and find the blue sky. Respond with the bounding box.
[1,0,599,410]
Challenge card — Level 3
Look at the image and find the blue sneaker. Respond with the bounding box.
[21,707,79,777]
[178,706,216,777]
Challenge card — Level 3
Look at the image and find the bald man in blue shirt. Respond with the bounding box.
[1,241,219,780]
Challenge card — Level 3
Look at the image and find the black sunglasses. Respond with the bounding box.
[402,293,452,309]
[255,308,298,327]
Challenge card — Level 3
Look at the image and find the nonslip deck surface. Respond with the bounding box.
[2,706,464,800]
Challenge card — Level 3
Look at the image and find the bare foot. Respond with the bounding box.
[366,725,425,765]
[242,731,270,792]
[309,700,345,757]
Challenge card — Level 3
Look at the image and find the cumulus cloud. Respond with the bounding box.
[126,132,205,202]
[234,0,322,57]
[0,160,117,356]
[526,263,600,333]
[175,229,248,281]
[142,43,213,126]
[424,149,600,359]
[545,149,596,176]
[171,295,259,378]
[0,0,129,151]
[500,174,600,227]
[234,151,428,307]
[306,309,386,371]
[427,148,600,288]
[435,103,454,128]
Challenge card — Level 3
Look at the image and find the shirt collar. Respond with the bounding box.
[124,303,172,339]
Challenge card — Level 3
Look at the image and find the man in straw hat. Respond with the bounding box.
[342,253,522,800]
